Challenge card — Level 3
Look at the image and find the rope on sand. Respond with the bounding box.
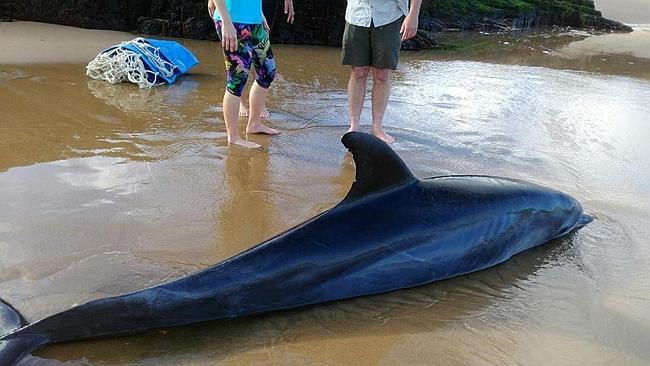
[86,38,178,89]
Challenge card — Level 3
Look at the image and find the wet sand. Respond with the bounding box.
[0,21,137,64]
[1,21,650,365]
[428,25,650,80]
[556,26,650,59]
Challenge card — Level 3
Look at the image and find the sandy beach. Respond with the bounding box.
[1,20,650,366]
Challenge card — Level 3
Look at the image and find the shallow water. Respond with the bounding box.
[1,22,650,365]
[594,0,650,24]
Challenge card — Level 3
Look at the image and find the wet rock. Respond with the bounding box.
[585,16,632,32]
[402,31,439,51]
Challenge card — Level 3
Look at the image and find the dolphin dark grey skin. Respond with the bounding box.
[0,132,592,365]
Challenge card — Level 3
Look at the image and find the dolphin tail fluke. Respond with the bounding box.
[0,299,43,366]
[577,214,593,227]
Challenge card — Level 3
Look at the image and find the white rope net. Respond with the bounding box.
[86,37,179,89]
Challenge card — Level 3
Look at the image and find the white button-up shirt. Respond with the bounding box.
[345,0,409,27]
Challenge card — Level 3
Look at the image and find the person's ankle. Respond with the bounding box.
[247,120,261,129]
[227,134,242,143]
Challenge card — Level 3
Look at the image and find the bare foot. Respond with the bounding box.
[229,138,261,149]
[260,108,271,119]
[372,128,395,144]
[346,124,360,134]
[246,123,280,135]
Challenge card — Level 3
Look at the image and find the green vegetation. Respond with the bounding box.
[426,0,602,27]
[427,31,522,54]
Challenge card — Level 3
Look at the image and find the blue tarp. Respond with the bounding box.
[106,38,199,85]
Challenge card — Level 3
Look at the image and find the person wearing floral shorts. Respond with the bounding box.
[208,0,294,148]
[214,21,276,101]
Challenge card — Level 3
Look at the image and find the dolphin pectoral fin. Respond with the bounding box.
[341,132,417,203]
[578,214,594,227]
[1,299,44,366]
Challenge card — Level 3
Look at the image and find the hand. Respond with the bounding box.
[284,0,295,23]
[400,14,418,41]
[221,21,238,52]
[207,0,216,18]
[262,14,270,32]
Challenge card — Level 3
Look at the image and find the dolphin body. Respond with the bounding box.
[0,132,592,364]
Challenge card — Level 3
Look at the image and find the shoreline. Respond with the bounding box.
[2,21,648,81]
[2,0,634,50]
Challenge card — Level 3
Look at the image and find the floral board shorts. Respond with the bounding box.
[214,21,277,97]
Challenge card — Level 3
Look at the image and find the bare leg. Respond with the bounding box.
[241,78,270,118]
[246,81,279,135]
[239,91,249,117]
[223,91,261,148]
[370,67,394,143]
[347,66,370,133]
[240,88,270,118]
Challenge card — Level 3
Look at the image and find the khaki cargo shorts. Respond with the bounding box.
[341,17,403,70]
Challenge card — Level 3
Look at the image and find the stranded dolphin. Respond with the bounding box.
[0,131,592,364]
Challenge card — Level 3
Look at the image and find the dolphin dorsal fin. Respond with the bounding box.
[341,132,416,203]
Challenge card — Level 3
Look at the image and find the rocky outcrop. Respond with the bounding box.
[136,1,438,50]
[12,0,132,29]
[138,0,222,40]
[584,15,632,31]
[6,0,630,50]
[418,0,632,32]
[0,0,14,22]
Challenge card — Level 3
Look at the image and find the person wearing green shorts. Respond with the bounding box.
[342,0,422,143]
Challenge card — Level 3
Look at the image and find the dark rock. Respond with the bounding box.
[419,17,447,32]
[128,0,152,27]
[182,17,218,40]
[481,17,513,31]
[268,0,347,46]
[12,0,133,30]
[0,0,14,22]
[138,17,164,35]
[585,16,632,32]
[161,19,183,37]
[512,11,542,30]
[10,0,633,44]
[402,30,438,51]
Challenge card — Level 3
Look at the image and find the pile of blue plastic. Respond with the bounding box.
[86,37,199,88]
